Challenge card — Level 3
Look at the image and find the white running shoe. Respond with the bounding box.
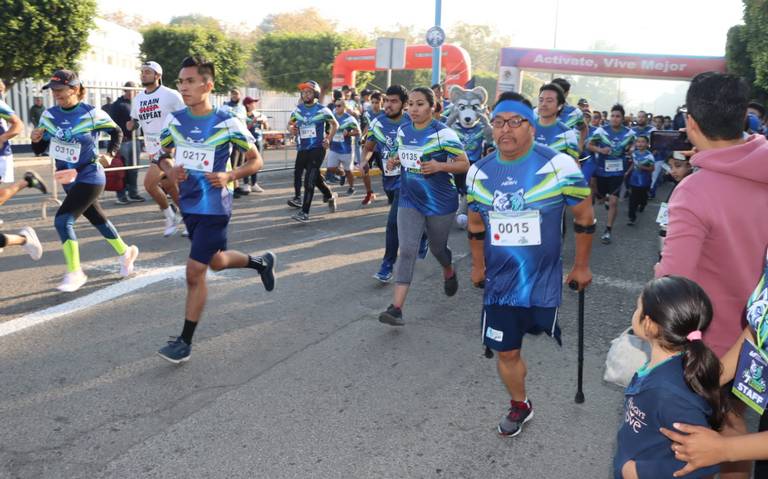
[120,245,139,277]
[57,270,88,292]
[163,215,179,237]
[251,183,264,193]
[19,226,43,260]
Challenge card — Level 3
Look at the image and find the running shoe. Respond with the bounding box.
[120,245,139,277]
[601,230,612,245]
[444,271,459,297]
[339,175,346,186]
[258,251,277,292]
[287,197,302,208]
[23,170,48,194]
[418,237,430,259]
[239,184,251,194]
[128,194,146,203]
[346,187,355,196]
[292,211,310,223]
[163,215,179,237]
[361,192,376,206]
[328,193,338,213]
[251,183,264,193]
[157,336,191,364]
[19,226,42,260]
[627,218,636,226]
[637,204,645,213]
[57,270,88,293]
[115,196,129,205]
[374,262,393,283]
[498,399,534,437]
[378,304,404,326]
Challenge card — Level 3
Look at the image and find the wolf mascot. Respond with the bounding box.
[445,85,493,229]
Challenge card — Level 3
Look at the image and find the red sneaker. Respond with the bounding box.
[361,192,376,206]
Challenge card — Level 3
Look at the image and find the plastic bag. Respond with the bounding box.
[603,327,650,387]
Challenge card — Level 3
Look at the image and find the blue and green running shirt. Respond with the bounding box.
[588,125,636,177]
[452,123,487,164]
[632,125,655,141]
[393,119,466,216]
[629,150,655,188]
[366,112,411,192]
[534,119,580,160]
[0,100,17,156]
[467,145,590,307]
[558,104,585,130]
[289,102,335,151]
[330,111,360,155]
[160,107,255,216]
[38,103,118,185]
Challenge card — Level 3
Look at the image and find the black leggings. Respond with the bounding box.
[294,148,332,214]
[54,182,113,242]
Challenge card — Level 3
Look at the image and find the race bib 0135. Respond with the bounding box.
[398,148,422,171]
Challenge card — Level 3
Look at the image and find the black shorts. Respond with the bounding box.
[482,304,560,351]
[595,176,624,198]
[183,213,229,264]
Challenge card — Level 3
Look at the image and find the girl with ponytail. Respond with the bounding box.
[615,275,726,479]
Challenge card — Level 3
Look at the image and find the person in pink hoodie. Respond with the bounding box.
[655,71,768,479]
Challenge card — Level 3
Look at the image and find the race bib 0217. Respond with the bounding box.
[175,143,216,172]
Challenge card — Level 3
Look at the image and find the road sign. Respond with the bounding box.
[426,26,445,48]
[375,38,406,70]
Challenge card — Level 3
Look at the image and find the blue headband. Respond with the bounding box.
[492,100,535,125]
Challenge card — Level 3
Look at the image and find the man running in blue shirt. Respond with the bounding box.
[466,92,594,437]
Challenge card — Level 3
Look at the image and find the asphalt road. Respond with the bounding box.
[0,154,716,478]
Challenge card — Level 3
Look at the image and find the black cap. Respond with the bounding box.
[577,98,589,105]
[42,69,81,90]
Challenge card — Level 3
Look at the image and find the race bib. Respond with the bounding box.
[50,138,81,164]
[175,143,216,172]
[144,133,162,155]
[384,158,401,177]
[733,339,768,414]
[656,202,669,226]
[489,210,541,246]
[604,159,624,173]
[333,131,345,143]
[398,148,423,171]
[299,124,317,139]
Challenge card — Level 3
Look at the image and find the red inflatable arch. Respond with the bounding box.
[332,43,472,89]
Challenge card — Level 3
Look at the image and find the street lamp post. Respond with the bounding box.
[431,0,442,86]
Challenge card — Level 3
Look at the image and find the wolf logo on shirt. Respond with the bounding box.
[493,189,525,212]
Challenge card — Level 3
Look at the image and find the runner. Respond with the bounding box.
[31,69,139,292]
[587,104,635,244]
[534,83,580,160]
[626,135,655,226]
[129,61,186,237]
[287,80,339,223]
[0,171,48,257]
[364,85,427,282]
[326,99,360,195]
[156,56,276,364]
[465,92,594,437]
[358,91,383,203]
[551,78,588,151]
[243,96,268,193]
[378,87,469,325]
[0,80,23,184]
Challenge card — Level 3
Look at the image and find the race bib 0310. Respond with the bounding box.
[50,138,81,164]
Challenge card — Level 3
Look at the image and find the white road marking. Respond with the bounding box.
[0,266,185,338]
[591,274,645,292]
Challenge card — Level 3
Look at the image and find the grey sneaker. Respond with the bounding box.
[378,304,404,326]
[498,399,534,437]
[287,197,302,208]
[601,230,612,245]
[328,193,338,213]
[292,211,310,223]
[24,171,48,194]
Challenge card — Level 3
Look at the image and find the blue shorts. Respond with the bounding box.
[183,213,229,264]
[481,305,560,352]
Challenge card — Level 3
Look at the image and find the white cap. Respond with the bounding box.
[141,61,163,76]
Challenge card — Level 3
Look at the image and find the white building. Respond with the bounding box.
[78,18,143,83]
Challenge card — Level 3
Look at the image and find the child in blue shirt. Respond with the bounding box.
[615,276,725,479]
[626,135,655,225]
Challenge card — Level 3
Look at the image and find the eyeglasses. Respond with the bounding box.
[491,117,528,129]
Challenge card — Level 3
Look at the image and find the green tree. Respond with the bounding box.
[140,25,247,93]
[743,0,768,91]
[259,8,336,35]
[448,23,511,74]
[0,0,96,86]
[169,14,223,31]
[255,32,368,92]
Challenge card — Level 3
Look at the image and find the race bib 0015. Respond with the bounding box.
[50,138,81,164]
[604,159,623,173]
[175,143,215,173]
[489,210,541,246]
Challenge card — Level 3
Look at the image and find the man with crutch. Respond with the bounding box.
[466,92,594,437]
